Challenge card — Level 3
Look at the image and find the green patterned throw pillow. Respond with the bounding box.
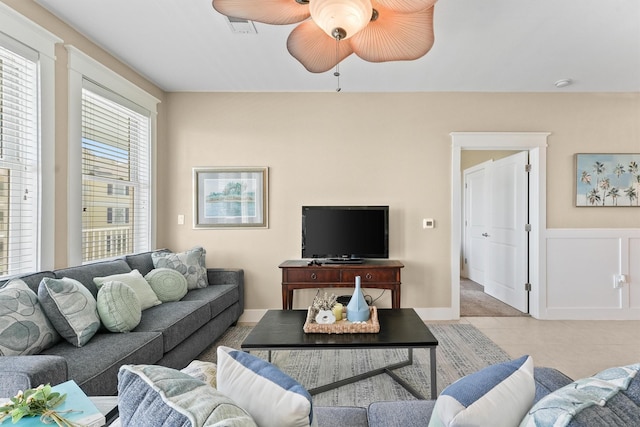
[151,247,208,290]
[0,279,61,355]
[94,270,161,310]
[145,268,188,302]
[38,277,100,347]
[96,281,142,333]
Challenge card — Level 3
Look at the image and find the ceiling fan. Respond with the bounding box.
[211,0,438,74]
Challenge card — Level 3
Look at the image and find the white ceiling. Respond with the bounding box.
[35,0,640,93]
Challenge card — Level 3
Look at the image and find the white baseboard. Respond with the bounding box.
[238,307,458,324]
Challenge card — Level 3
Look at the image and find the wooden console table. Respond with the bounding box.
[279,260,404,310]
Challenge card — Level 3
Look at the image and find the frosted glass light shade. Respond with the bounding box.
[310,0,373,40]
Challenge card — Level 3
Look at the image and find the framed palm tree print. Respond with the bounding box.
[576,154,640,207]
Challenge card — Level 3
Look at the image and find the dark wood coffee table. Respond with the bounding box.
[241,308,438,399]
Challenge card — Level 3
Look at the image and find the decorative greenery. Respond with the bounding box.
[0,384,78,426]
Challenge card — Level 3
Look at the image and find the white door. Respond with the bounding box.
[483,151,529,312]
[463,161,491,283]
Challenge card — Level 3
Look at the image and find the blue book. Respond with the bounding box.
[3,380,106,427]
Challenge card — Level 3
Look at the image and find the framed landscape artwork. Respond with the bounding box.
[575,154,640,207]
[193,167,268,227]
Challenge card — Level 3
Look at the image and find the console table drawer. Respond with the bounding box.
[342,269,398,283]
[285,269,340,282]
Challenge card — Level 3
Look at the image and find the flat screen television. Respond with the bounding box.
[301,206,389,262]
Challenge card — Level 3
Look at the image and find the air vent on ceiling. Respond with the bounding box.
[226,16,257,34]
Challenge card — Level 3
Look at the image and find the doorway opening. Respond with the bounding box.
[450,132,550,320]
[461,150,529,316]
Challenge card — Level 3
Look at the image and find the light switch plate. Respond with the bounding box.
[423,218,435,229]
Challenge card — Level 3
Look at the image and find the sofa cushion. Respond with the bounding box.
[368,400,436,427]
[43,331,163,396]
[315,406,369,427]
[94,269,161,310]
[96,281,142,333]
[118,364,257,427]
[0,279,60,355]
[521,363,640,427]
[124,250,162,277]
[217,345,317,427]
[181,283,238,318]
[428,355,535,427]
[145,268,188,302]
[54,259,132,299]
[38,277,101,347]
[152,247,208,290]
[133,300,210,352]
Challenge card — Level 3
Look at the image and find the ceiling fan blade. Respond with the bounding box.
[351,5,435,62]
[374,0,437,14]
[212,0,309,25]
[287,20,354,73]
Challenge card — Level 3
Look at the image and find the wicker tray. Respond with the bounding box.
[303,306,380,334]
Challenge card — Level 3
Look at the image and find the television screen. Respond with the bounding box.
[302,206,389,260]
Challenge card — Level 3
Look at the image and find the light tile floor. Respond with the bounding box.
[459,316,640,380]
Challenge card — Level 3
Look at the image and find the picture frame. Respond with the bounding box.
[193,167,268,227]
[575,154,640,207]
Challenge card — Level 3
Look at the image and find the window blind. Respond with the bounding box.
[0,41,38,277]
[81,80,150,262]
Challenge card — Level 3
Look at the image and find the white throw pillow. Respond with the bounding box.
[429,355,535,427]
[217,346,317,427]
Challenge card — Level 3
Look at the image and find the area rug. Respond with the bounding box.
[196,323,511,407]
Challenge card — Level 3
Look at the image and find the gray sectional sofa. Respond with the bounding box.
[0,249,243,397]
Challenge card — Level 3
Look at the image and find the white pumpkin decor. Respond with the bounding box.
[315,309,336,324]
[311,292,338,324]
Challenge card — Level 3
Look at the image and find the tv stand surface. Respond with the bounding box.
[279,259,404,310]
[323,258,363,265]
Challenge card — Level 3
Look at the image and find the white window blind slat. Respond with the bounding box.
[0,41,38,276]
[81,82,150,262]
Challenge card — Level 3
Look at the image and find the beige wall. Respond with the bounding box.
[161,93,640,311]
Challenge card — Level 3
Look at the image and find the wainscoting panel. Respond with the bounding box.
[545,229,640,320]
[630,238,640,310]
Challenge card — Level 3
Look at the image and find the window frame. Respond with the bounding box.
[67,45,159,265]
[0,4,60,273]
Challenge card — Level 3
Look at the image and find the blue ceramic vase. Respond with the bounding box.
[347,276,370,322]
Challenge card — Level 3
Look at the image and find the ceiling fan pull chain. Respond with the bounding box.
[334,36,341,92]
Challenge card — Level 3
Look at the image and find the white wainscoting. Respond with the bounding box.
[544,229,640,320]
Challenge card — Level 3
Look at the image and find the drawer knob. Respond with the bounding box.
[365,273,373,280]
[311,273,317,280]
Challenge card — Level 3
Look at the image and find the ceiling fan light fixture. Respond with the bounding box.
[310,0,373,40]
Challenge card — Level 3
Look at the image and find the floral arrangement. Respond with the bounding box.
[0,384,77,426]
[311,292,337,313]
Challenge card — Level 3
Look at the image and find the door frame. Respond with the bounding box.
[450,132,550,319]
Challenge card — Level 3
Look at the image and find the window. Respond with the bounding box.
[0,4,58,276]
[106,207,130,225]
[81,82,150,262]
[0,39,38,276]
[67,46,158,265]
